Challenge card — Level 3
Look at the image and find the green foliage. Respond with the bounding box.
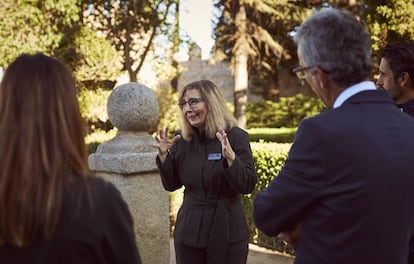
[246,94,325,128]
[169,187,184,235]
[364,0,414,53]
[85,128,118,154]
[242,142,294,254]
[85,0,179,81]
[213,0,310,72]
[155,84,180,135]
[72,27,122,86]
[247,127,297,143]
[0,0,80,67]
[78,88,113,133]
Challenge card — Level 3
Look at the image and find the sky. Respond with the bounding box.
[179,0,215,60]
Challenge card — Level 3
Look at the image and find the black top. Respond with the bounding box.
[398,98,414,264]
[0,176,142,264]
[157,126,257,263]
[397,97,414,118]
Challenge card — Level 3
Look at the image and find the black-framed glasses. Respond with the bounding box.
[293,66,314,80]
[178,97,204,109]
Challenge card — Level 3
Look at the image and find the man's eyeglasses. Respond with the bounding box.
[293,66,314,80]
[178,97,204,109]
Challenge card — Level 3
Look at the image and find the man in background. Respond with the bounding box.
[378,41,414,264]
[377,41,414,117]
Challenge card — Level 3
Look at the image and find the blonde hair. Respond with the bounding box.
[0,53,88,246]
[178,80,237,140]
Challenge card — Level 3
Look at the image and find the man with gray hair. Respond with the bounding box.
[253,8,414,264]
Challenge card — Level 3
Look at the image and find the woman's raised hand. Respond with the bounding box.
[215,126,235,167]
[153,127,181,161]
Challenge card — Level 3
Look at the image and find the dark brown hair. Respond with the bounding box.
[381,41,414,83]
[0,53,89,246]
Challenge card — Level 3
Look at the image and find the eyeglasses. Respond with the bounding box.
[178,97,204,109]
[293,66,314,80]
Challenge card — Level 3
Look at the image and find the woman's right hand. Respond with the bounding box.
[153,127,181,162]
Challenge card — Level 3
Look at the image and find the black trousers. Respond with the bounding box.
[174,239,248,264]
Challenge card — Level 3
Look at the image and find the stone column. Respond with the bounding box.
[88,82,170,264]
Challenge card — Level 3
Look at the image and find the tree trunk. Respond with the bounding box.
[234,52,248,128]
[233,4,248,129]
[124,16,137,82]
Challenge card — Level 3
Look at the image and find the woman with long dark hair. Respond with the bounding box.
[0,53,141,264]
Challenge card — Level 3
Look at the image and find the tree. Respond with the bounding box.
[213,0,309,127]
[85,0,179,82]
[362,0,414,58]
[213,0,255,128]
[301,1,414,71]
[73,27,123,87]
[0,0,80,67]
[243,1,310,101]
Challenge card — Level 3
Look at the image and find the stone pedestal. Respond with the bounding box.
[88,82,170,264]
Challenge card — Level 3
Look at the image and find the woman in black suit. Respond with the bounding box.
[154,80,257,264]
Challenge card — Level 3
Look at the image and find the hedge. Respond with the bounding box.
[242,142,294,255]
[247,127,297,143]
[246,94,325,128]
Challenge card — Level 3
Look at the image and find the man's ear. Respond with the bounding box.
[313,66,331,90]
[399,72,410,87]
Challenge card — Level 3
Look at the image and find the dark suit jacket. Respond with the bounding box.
[253,90,414,264]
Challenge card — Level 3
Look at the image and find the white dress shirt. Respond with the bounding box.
[333,81,377,109]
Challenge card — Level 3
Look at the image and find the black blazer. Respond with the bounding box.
[157,126,257,260]
[253,90,414,264]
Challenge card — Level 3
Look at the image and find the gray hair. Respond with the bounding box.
[294,8,372,87]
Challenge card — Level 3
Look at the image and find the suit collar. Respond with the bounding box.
[342,89,394,106]
[333,81,376,108]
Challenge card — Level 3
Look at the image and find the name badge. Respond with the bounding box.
[208,153,222,160]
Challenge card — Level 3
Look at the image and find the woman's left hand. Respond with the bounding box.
[216,126,235,167]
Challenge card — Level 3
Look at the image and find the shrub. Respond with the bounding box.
[247,127,297,143]
[242,142,295,255]
[247,94,325,128]
[85,128,117,154]
[78,87,113,134]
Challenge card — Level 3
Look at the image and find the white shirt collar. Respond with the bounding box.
[333,81,377,109]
